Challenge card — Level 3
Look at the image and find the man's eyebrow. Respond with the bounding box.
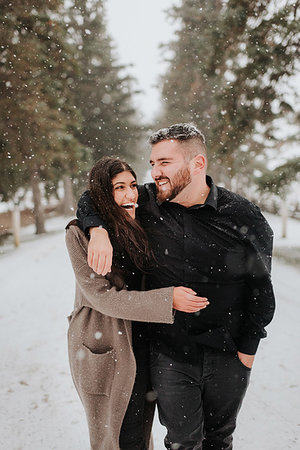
[149,157,174,163]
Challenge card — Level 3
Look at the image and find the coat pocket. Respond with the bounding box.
[77,344,116,396]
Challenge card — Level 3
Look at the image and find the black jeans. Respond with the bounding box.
[150,346,251,450]
[119,330,149,450]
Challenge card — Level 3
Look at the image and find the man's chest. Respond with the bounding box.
[138,203,246,282]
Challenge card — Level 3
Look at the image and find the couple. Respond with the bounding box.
[66,123,275,450]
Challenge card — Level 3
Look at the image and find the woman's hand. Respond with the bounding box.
[88,227,113,275]
[173,287,209,313]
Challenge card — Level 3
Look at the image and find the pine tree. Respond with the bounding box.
[0,1,84,233]
[158,0,223,129]
[211,0,299,183]
[66,0,142,165]
[159,0,300,188]
[256,157,300,196]
[256,156,300,237]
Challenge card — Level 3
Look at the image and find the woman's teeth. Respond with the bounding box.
[121,203,135,209]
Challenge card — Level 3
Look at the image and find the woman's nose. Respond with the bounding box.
[125,189,136,201]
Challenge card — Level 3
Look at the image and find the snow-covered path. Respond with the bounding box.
[0,227,299,450]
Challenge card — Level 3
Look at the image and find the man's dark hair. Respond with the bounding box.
[148,123,207,161]
[148,123,205,145]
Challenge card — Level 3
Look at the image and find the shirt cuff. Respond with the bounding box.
[82,215,107,235]
[237,336,260,355]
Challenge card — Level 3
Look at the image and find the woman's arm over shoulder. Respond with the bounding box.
[65,226,174,324]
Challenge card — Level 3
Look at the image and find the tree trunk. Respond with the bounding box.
[12,206,21,247]
[63,175,74,216]
[31,170,46,234]
[280,197,288,238]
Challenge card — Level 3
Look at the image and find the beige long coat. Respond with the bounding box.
[65,225,174,450]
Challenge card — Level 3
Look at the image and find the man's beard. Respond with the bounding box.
[156,166,192,203]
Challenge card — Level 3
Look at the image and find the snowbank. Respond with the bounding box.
[0,216,299,449]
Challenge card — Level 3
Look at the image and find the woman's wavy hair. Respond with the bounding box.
[89,156,154,272]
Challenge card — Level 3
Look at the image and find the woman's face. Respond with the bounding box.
[112,170,138,219]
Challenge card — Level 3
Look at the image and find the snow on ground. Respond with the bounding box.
[0,214,299,449]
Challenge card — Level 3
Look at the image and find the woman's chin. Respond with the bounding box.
[127,209,135,220]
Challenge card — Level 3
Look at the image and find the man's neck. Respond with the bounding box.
[170,176,210,208]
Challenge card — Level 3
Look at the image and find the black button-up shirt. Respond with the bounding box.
[77,176,275,362]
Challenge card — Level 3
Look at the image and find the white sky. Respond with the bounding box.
[106,0,180,123]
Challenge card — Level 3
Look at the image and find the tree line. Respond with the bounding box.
[0,0,142,234]
[156,0,300,204]
[0,0,299,237]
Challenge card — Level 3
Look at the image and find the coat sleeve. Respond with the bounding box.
[76,190,106,234]
[65,227,174,324]
[238,207,275,355]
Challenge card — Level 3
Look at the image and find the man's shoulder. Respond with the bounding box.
[138,182,156,194]
[79,190,91,202]
[217,185,260,216]
[216,185,272,235]
[138,183,156,205]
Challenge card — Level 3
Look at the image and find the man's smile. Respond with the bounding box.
[156,179,169,188]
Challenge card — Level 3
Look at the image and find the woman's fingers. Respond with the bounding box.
[187,294,208,302]
[185,301,208,312]
[186,293,209,307]
[88,248,94,271]
[101,256,108,276]
[173,287,209,312]
[102,255,112,276]
[95,254,103,275]
[186,303,208,312]
[88,251,112,276]
[96,254,105,275]
[87,228,113,275]
[102,248,112,275]
[181,287,197,295]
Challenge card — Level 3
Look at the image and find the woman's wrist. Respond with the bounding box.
[90,226,108,238]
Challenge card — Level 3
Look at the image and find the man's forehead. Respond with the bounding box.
[149,139,183,160]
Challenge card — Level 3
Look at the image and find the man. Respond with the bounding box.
[77,123,275,450]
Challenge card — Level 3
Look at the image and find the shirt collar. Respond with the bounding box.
[155,175,218,210]
[187,176,217,210]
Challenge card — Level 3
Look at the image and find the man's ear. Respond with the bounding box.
[192,154,206,174]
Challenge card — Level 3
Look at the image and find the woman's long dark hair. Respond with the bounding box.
[89,156,154,272]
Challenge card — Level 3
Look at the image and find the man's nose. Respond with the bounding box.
[151,165,162,179]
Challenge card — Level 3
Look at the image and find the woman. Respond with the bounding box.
[66,157,204,450]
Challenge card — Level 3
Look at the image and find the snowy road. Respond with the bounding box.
[0,228,299,450]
